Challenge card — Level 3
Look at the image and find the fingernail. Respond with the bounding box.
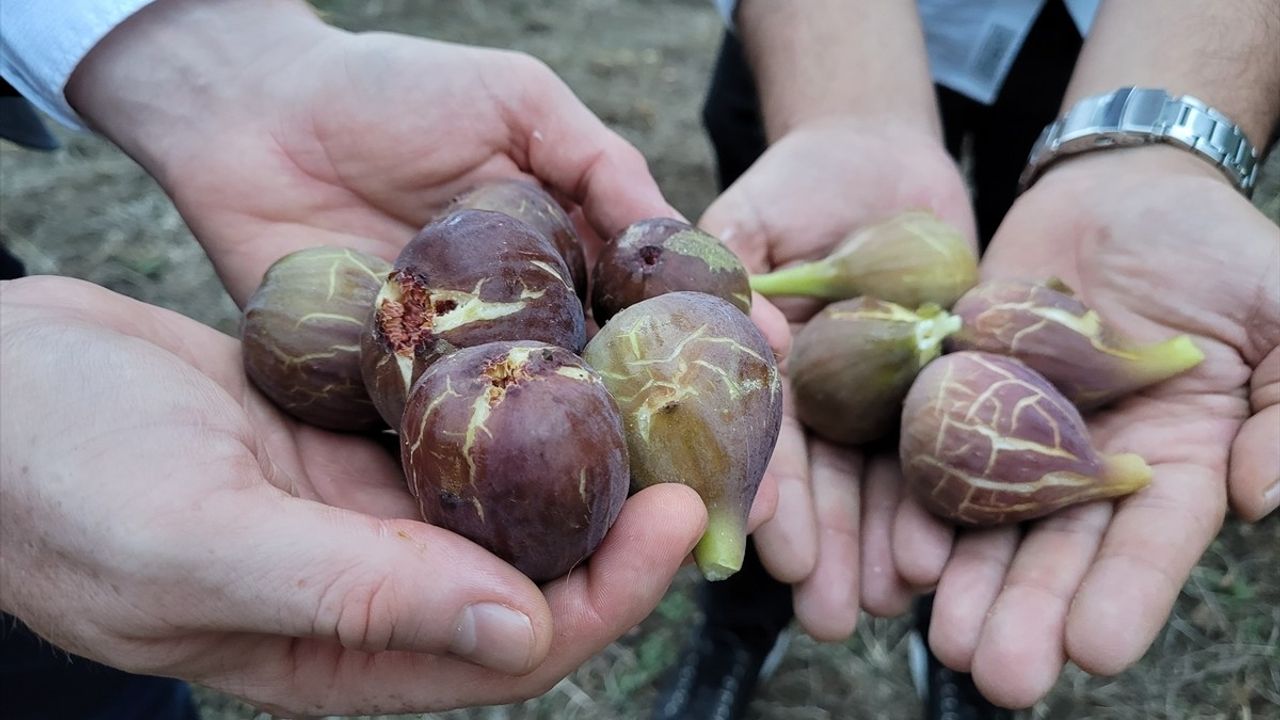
[450,603,535,674]
[1264,479,1280,510]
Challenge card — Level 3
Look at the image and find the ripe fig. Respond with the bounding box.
[749,210,978,308]
[946,278,1205,410]
[590,218,751,325]
[241,247,390,432]
[900,351,1152,526]
[791,297,961,445]
[581,291,783,581]
[447,179,588,300]
[362,209,586,427]
[402,341,628,582]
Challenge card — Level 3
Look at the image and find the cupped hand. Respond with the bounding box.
[0,276,707,717]
[697,118,975,639]
[897,146,1280,708]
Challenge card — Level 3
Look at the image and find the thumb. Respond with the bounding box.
[1230,346,1280,521]
[195,491,555,675]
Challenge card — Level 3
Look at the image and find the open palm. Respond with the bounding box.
[905,148,1280,708]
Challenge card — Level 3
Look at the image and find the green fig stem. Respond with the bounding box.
[917,311,963,363]
[1129,334,1205,383]
[693,512,746,581]
[749,261,838,298]
[1100,452,1154,496]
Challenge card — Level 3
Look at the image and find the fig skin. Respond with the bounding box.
[361,209,586,427]
[401,341,629,583]
[791,297,960,446]
[946,278,1205,410]
[241,247,390,432]
[900,351,1152,526]
[447,179,588,300]
[581,291,783,581]
[590,218,752,325]
[749,210,978,308]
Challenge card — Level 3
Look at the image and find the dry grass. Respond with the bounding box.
[2,2,1277,719]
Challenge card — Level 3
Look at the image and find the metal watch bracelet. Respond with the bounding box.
[1018,87,1260,196]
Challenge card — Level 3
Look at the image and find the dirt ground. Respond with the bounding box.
[2,2,1278,719]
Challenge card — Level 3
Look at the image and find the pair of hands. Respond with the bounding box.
[714,117,1279,708]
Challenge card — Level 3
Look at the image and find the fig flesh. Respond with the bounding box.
[749,210,978,308]
[791,297,960,445]
[361,209,585,427]
[946,278,1204,410]
[241,247,390,432]
[447,179,588,300]
[581,291,783,581]
[590,217,751,325]
[401,341,629,582]
[900,351,1152,526]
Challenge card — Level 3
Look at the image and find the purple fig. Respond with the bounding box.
[750,210,978,308]
[361,209,585,426]
[447,179,588,300]
[401,341,628,582]
[900,351,1152,526]
[946,278,1205,410]
[241,247,390,432]
[581,291,783,580]
[791,298,961,445]
[590,218,751,325]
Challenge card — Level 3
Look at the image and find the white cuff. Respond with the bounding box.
[0,0,159,130]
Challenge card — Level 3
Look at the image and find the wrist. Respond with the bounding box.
[1035,143,1232,188]
[65,0,332,182]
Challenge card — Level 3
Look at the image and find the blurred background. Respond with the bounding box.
[2,1,1277,719]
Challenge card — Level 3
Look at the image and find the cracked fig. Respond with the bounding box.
[581,291,783,581]
[401,341,628,582]
[900,351,1152,526]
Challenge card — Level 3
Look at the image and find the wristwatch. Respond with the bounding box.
[1019,87,1260,196]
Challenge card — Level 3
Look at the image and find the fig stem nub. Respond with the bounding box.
[693,512,747,582]
[1101,452,1154,495]
[749,261,837,299]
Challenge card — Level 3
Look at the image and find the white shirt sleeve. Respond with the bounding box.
[0,0,160,130]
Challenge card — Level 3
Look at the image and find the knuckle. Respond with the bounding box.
[313,570,400,653]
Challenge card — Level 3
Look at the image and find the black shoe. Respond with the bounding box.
[909,595,1017,720]
[651,619,792,720]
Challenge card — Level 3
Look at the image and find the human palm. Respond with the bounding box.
[908,148,1280,708]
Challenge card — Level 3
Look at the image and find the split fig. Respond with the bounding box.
[401,341,628,582]
[241,247,390,432]
[946,278,1204,410]
[361,209,585,426]
[581,291,783,581]
[791,297,960,445]
[590,218,751,325]
[900,351,1152,526]
[750,210,978,308]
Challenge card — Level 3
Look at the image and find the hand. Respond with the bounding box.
[699,118,975,639]
[66,0,679,305]
[896,145,1280,708]
[0,276,706,717]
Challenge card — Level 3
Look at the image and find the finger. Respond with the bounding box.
[891,491,955,589]
[1230,347,1280,521]
[746,466,779,533]
[927,526,1019,672]
[969,502,1111,709]
[859,454,916,617]
[1065,461,1227,676]
[753,399,817,583]
[793,439,862,641]
[750,292,793,363]
[698,186,770,273]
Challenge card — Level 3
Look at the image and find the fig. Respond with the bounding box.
[401,341,628,582]
[946,278,1205,410]
[900,351,1152,526]
[361,209,586,427]
[791,297,961,445]
[590,217,751,325]
[241,246,390,432]
[447,179,588,300]
[749,210,978,308]
[581,291,783,581]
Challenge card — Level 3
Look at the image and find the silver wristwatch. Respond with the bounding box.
[1019,87,1260,196]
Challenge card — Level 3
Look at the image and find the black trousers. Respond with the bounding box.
[697,0,1082,633]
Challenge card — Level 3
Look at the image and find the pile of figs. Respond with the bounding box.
[239,179,782,582]
[752,212,1203,525]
